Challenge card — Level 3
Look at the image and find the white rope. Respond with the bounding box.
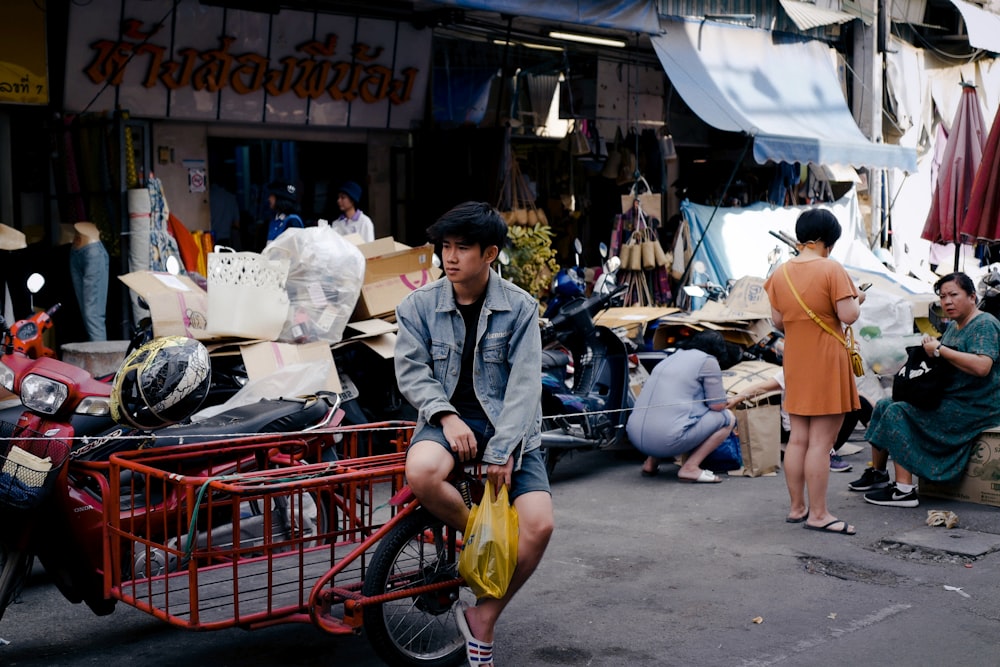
[0,396,753,443]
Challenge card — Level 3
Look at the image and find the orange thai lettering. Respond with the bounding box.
[388,67,418,105]
[294,59,333,100]
[158,48,198,90]
[80,21,422,109]
[352,42,384,62]
[192,37,236,92]
[136,43,168,88]
[359,64,392,103]
[230,54,268,94]
[264,56,298,96]
[326,61,355,101]
[300,35,338,57]
[84,39,133,86]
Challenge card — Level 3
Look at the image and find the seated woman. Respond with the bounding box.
[628,331,738,483]
[861,272,1000,507]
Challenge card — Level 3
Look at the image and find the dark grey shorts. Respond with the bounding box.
[410,418,551,501]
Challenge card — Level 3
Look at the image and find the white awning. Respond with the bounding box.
[779,0,857,31]
[651,20,917,172]
[950,0,1000,53]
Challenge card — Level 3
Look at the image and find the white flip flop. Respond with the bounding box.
[454,600,494,665]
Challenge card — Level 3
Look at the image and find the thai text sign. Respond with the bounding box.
[64,0,430,129]
[0,0,49,105]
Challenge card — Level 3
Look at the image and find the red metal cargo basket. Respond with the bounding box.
[105,422,415,631]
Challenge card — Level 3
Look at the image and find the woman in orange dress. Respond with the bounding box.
[764,209,862,535]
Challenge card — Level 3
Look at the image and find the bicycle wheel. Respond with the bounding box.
[362,508,470,667]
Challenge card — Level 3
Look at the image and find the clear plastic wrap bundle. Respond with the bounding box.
[262,224,365,344]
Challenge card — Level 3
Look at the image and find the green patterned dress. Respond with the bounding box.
[866,311,1000,482]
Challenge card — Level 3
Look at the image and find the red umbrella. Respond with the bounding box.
[921,83,988,268]
[961,102,1000,243]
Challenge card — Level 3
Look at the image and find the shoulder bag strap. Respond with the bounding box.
[781,263,847,347]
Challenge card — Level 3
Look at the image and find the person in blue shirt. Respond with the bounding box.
[266,181,304,242]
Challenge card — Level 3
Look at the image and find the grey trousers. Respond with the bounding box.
[70,242,109,342]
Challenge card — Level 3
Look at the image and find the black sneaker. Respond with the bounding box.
[848,467,890,492]
[864,483,919,508]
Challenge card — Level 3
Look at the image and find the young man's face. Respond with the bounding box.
[337,193,353,213]
[440,235,497,285]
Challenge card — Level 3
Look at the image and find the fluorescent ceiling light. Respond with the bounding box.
[492,39,564,52]
[547,31,626,48]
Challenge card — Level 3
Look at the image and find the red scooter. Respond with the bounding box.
[1,304,347,622]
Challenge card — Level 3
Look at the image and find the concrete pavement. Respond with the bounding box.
[491,438,1000,666]
[2,432,998,666]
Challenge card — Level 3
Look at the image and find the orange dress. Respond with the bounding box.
[763,257,860,416]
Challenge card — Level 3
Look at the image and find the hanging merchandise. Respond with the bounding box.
[497,132,548,227]
[617,129,639,186]
[146,175,183,273]
[611,194,672,307]
[601,127,625,180]
[621,175,662,222]
[496,127,558,298]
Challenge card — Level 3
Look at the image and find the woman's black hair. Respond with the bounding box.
[795,209,842,247]
[675,331,743,370]
[426,202,507,255]
[934,272,976,298]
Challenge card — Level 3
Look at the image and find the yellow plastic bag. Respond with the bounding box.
[458,481,518,600]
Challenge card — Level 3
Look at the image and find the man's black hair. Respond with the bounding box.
[795,209,842,247]
[426,202,507,255]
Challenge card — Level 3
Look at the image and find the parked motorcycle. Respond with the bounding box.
[0,385,344,623]
[539,284,634,477]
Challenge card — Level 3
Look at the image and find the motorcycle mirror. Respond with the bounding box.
[682,285,707,298]
[26,273,45,294]
[165,255,181,275]
[606,255,621,273]
[598,242,608,260]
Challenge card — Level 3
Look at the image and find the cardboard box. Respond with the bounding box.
[356,237,434,282]
[119,271,217,340]
[240,340,342,394]
[721,360,783,400]
[354,268,441,320]
[920,429,1000,508]
[594,306,679,339]
[350,237,438,320]
[333,318,398,359]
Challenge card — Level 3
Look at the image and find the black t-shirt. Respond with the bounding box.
[449,292,488,421]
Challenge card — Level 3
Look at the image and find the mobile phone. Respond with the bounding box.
[859,282,872,292]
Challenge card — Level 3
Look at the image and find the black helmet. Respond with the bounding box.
[268,181,297,206]
[111,336,212,429]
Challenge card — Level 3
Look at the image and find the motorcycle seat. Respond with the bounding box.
[542,350,571,371]
[146,396,331,448]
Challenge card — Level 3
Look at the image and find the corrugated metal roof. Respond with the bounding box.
[779,0,857,30]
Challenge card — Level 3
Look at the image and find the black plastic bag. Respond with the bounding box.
[892,345,951,410]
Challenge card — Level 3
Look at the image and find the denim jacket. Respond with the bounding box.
[394,271,542,467]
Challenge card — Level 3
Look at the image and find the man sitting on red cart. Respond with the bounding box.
[395,202,554,667]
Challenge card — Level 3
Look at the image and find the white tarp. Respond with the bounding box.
[678,188,937,317]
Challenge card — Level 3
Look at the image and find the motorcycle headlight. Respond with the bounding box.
[0,361,13,391]
[75,396,111,417]
[20,374,69,415]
